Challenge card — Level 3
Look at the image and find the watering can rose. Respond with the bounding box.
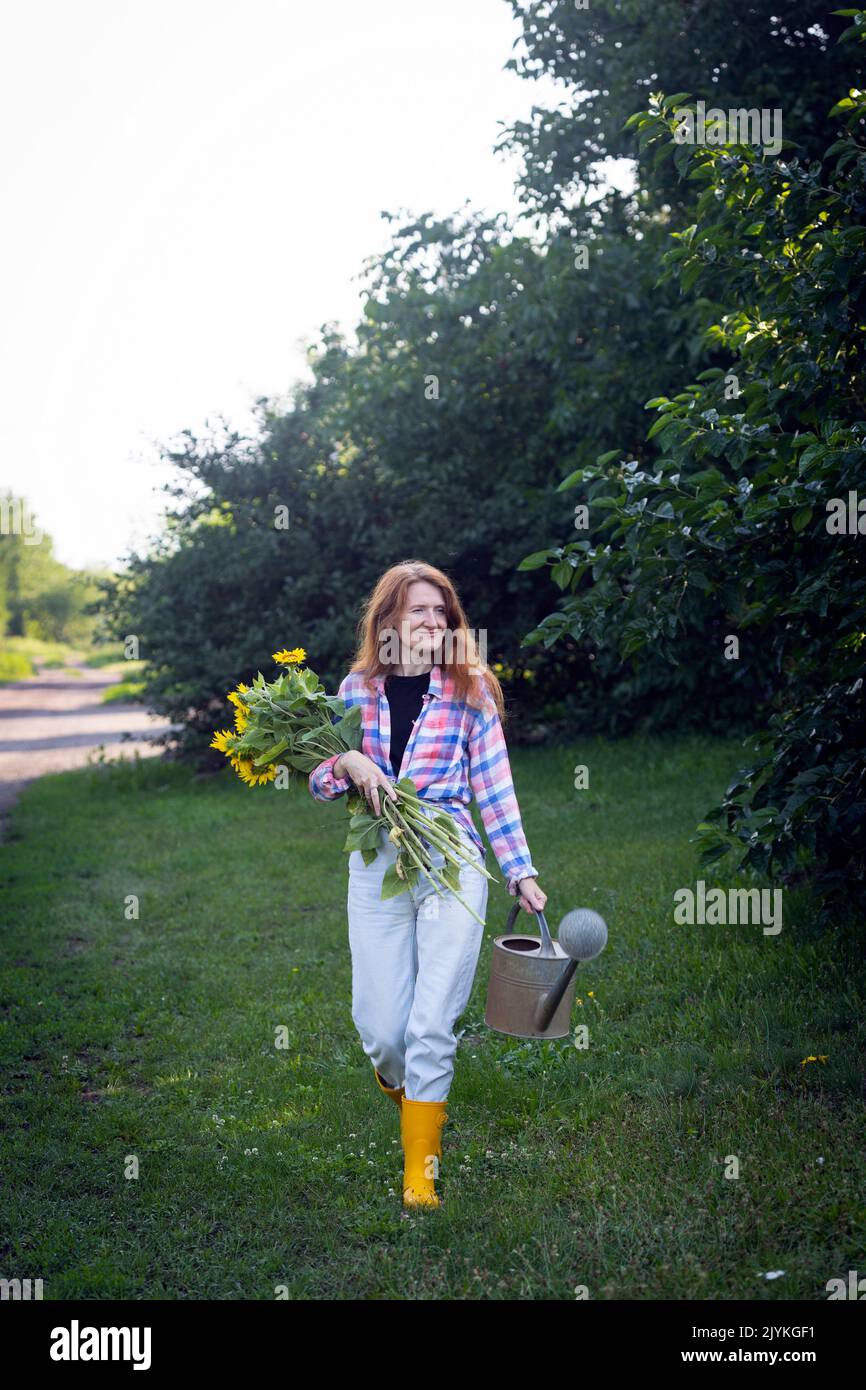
[210,647,497,923]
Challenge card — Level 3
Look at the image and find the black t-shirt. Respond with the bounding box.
[384,670,430,778]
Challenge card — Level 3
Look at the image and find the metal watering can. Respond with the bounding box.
[484,902,608,1040]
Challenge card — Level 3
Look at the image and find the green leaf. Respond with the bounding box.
[699,844,733,867]
[647,414,676,440]
[556,468,587,492]
[552,560,574,590]
[395,777,422,799]
[380,861,410,900]
[253,736,289,767]
[344,818,382,852]
[681,262,703,293]
[797,444,826,475]
[439,862,462,893]
[518,549,554,570]
[687,570,713,592]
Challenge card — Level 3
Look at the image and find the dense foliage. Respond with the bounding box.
[517,6,866,922]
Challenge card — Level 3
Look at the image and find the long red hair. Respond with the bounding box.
[347,560,506,722]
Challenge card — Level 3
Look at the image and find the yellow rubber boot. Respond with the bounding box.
[373,1066,405,1110]
[401,1097,447,1208]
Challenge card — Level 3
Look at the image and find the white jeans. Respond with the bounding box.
[347,816,489,1102]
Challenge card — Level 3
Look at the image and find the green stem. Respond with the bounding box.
[400,807,461,853]
[394,781,423,801]
[393,805,497,899]
[407,814,481,867]
[395,838,487,929]
[397,835,447,897]
[378,798,487,927]
[400,805,497,882]
[382,798,432,869]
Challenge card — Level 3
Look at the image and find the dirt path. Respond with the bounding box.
[0,658,178,841]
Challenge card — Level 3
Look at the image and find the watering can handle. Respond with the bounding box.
[504,901,558,958]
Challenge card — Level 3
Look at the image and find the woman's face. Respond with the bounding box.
[400,580,448,664]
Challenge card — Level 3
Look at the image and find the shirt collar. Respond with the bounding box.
[372,664,443,700]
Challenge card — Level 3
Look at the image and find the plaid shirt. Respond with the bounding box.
[308,664,539,896]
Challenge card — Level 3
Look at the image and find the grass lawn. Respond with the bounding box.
[1,736,863,1300]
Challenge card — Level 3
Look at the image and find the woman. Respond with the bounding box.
[309,560,547,1208]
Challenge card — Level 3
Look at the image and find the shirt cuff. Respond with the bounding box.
[508,868,539,897]
[313,754,353,798]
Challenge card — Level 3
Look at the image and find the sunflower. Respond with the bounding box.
[231,754,278,787]
[207,649,492,923]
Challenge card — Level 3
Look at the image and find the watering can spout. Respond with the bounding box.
[534,960,580,1034]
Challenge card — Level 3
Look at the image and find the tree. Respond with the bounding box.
[519,13,866,924]
[498,0,861,230]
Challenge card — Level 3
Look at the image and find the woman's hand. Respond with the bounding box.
[516,876,547,914]
[337,751,398,818]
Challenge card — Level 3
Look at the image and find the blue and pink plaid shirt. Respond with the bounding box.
[308,664,539,896]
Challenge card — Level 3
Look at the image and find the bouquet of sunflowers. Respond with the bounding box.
[210,648,496,925]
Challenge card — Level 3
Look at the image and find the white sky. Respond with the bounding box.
[0,0,626,572]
